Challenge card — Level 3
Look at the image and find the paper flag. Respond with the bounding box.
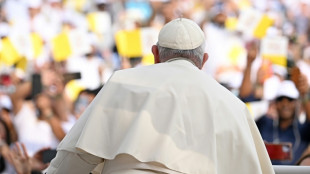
[115,29,143,58]
[87,12,112,34]
[31,33,43,58]
[115,27,159,59]
[52,32,72,62]
[0,38,21,66]
[68,30,92,57]
[237,8,273,39]
[260,36,288,67]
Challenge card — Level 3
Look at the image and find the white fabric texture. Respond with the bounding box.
[49,59,274,174]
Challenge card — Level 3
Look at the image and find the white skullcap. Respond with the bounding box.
[158,18,205,50]
[275,80,299,99]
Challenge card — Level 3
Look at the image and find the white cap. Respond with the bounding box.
[275,80,299,99]
[158,18,205,50]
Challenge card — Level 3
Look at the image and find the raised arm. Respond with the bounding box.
[239,41,258,99]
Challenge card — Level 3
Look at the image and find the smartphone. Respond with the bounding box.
[31,73,42,98]
[63,72,81,84]
[265,142,292,161]
[42,149,57,164]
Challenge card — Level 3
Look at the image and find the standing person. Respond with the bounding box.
[256,78,310,165]
[46,18,274,174]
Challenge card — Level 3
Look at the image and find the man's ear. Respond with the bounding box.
[152,45,160,64]
[200,53,208,69]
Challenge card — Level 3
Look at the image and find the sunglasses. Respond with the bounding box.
[276,96,295,102]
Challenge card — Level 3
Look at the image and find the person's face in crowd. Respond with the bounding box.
[35,94,52,111]
[275,96,296,121]
[28,7,40,19]
[213,13,227,27]
[162,1,178,23]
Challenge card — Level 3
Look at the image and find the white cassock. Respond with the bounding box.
[46,58,274,174]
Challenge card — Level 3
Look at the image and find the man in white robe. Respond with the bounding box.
[46,18,274,174]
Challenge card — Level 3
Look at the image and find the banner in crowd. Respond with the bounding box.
[260,36,288,67]
[0,33,43,66]
[0,37,21,66]
[87,11,112,34]
[115,27,159,64]
[52,30,92,62]
[237,8,273,39]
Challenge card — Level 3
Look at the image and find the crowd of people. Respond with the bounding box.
[0,0,309,173]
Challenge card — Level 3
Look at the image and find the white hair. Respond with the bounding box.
[157,44,205,68]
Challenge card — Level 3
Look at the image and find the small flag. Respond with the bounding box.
[237,8,273,39]
[52,32,72,62]
[260,36,288,67]
[9,32,43,60]
[0,37,21,66]
[87,12,112,34]
[31,33,43,58]
[115,27,159,60]
[115,29,143,58]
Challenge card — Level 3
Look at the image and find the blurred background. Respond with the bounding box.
[1,0,310,173]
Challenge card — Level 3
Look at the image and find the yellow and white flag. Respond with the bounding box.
[52,30,91,62]
[52,32,72,62]
[115,27,159,65]
[237,8,273,39]
[9,32,43,60]
[87,12,112,34]
[260,36,288,67]
[0,37,21,66]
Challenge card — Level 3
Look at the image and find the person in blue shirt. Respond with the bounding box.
[256,79,310,165]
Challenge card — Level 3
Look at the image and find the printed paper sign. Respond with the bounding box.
[260,36,288,66]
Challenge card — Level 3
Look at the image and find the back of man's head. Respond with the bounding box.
[157,18,206,68]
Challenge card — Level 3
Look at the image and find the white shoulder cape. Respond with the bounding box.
[58,59,274,174]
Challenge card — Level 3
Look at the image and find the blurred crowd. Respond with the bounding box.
[0,0,310,173]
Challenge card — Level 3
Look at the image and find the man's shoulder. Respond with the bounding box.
[256,115,273,127]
